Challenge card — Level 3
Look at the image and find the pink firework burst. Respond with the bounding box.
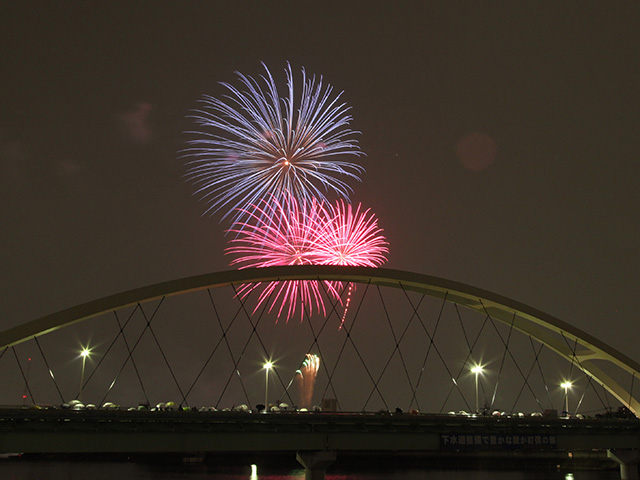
[314,200,389,267]
[226,194,388,322]
[314,201,389,325]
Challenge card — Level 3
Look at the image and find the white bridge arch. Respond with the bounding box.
[2,265,638,415]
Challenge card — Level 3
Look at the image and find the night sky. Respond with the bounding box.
[2,3,639,406]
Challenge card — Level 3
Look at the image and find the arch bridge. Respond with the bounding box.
[1,265,638,417]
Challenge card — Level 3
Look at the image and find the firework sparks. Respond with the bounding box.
[296,354,320,409]
[226,194,388,322]
[183,63,365,222]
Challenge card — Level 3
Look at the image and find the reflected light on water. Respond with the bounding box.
[247,464,305,480]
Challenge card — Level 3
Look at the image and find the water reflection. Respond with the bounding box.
[0,461,620,479]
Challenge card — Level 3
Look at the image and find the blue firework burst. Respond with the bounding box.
[182,63,365,221]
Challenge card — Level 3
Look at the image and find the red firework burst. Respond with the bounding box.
[226,194,388,322]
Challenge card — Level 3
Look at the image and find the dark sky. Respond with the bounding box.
[2,3,639,406]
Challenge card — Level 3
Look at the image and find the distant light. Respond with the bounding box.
[561,382,572,390]
[471,365,483,375]
[80,348,91,358]
[264,361,273,370]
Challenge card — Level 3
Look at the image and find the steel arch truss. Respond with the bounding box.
[2,265,639,415]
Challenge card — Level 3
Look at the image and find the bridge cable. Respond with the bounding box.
[314,278,377,410]
[240,280,297,406]
[491,311,517,412]
[454,304,473,351]
[451,309,491,409]
[484,306,545,412]
[561,335,608,414]
[341,281,391,412]
[137,300,189,406]
[271,286,326,407]
[214,287,257,409]
[99,299,165,406]
[629,373,636,414]
[323,279,389,412]
[480,301,545,413]
[438,304,489,413]
[224,282,293,408]
[566,336,578,383]
[561,333,606,412]
[293,287,327,406]
[397,287,472,414]
[399,292,429,412]
[284,290,335,409]
[280,277,338,412]
[33,336,65,404]
[510,340,546,413]
[113,311,150,406]
[363,285,419,412]
[529,336,554,410]
[84,303,143,398]
[400,288,473,414]
[182,288,245,406]
[12,346,35,404]
[322,279,390,411]
[575,387,588,415]
[601,382,614,414]
[559,332,610,414]
[302,280,347,410]
[319,279,368,411]
[401,287,448,410]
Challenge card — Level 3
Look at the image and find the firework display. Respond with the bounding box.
[295,354,320,409]
[184,62,389,323]
[183,63,365,222]
[226,194,388,321]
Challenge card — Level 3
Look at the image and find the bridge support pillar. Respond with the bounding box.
[608,449,640,480]
[296,451,336,480]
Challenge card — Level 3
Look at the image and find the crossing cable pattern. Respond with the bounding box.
[33,336,64,404]
[439,305,491,412]
[1,266,638,417]
[78,302,153,405]
[182,288,246,405]
[97,300,169,406]
[369,285,419,412]
[560,332,610,414]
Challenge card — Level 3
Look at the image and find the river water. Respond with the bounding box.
[0,460,621,480]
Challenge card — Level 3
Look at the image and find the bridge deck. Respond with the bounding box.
[1,409,639,454]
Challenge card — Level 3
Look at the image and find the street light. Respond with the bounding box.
[471,365,484,413]
[264,361,273,411]
[79,347,91,402]
[561,381,572,415]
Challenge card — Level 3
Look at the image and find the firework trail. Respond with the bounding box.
[296,354,320,409]
[226,194,388,322]
[183,63,365,222]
